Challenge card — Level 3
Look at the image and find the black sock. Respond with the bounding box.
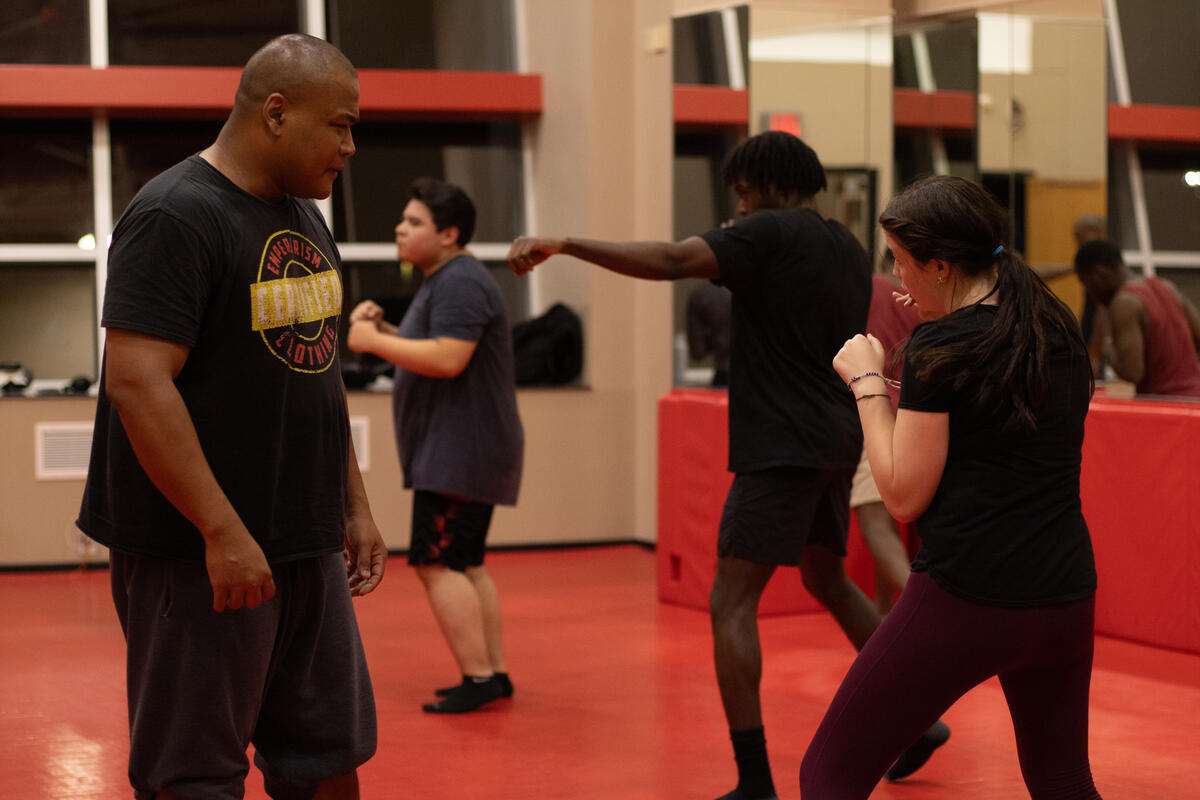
[422,675,504,713]
[727,727,776,800]
[436,671,513,698]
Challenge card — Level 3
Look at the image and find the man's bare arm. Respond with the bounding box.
[346,325,477,378]
[507,235,720,281]
[105,328,275,611]
[1106,292,1146,385]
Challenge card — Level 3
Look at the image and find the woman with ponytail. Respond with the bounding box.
[800,175,1102,799]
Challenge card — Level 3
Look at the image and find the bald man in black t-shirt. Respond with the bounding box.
[78,35,384,799]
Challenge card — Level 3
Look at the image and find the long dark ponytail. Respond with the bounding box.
[879,175,1091,430]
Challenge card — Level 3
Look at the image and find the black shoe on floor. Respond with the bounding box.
[435,672,513,698]
[423,676,504,714]
[885,720,950,781]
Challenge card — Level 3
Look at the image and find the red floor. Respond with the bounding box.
[1,545,1197,799]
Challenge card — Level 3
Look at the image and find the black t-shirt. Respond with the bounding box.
[900,304,1098,606]
[702,207,871,472]
[77,155,350,563]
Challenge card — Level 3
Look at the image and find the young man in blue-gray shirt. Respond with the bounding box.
[349,177,524,714]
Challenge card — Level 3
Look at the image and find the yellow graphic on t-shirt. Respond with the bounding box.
[253,229,342,374]
[251,271,343,331]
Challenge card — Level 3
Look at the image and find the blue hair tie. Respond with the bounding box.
[993,245,1005,256]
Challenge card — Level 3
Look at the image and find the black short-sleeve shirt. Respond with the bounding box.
[900,304,1098,606]
[701,207,871,472]
[77,155,350,563]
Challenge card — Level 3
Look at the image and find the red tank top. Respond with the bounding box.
[1119,277,1200,396]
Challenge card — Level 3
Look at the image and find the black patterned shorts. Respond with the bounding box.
[408,490,495,571]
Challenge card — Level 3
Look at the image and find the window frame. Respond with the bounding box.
[1106,0,1200,284]
[0,0,538,382]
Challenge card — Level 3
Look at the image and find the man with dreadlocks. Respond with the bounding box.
[507,131,949,800]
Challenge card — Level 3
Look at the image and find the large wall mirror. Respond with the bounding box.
[975,0,1107,317]
[750,2,893,254]
[892,15,979,186]
[671,2,745,388]
[669,1,1120,389]
[892,1,1105,325]
[670,0,892,388]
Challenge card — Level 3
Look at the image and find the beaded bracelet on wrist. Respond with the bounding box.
[846,371,901,390]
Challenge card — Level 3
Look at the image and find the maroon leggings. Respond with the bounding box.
[799,571,1102,799]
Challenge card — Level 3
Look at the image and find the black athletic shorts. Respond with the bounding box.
[110,550,377,799]
[408,490,495,572]
[717,465,854,566]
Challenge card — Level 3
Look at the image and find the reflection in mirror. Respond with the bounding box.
[749,3,891,254]
[977,1,1106,324]
[673,4,748,87]
[1101,1,1200,399]
[814,170,877,256]
[670,1,892,388]
[671,4,747,387]
[673,129,739,387]
[892,17,978,189]
[1107,0,1200,307]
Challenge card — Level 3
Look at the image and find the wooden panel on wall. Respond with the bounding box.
[1024,177,1106,316]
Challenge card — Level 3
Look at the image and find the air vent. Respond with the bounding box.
[33,419,369,480]
[349,415,370,473]
[35,422,94,480]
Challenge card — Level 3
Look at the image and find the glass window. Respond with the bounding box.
[109,120,224,218]
[339,259,528,371]
[0,120,92,243]
[1138,147,1200,252]
[1106,146,1138,250]
[893,32,920,90]
[332,121,525,243]
[330,0,515,71]
[0,263,96,381]
[107,0,297,66]
[672,6,748,87]
[1162,268,1200,313]
[1112,146,1200,253]
[893,130,977,191]
[0,0,88,64]
[1115,0,1200,108]
[893,22,978,93]
[925,22,977,93]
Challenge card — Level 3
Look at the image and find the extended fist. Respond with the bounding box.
[507,236,565,276]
